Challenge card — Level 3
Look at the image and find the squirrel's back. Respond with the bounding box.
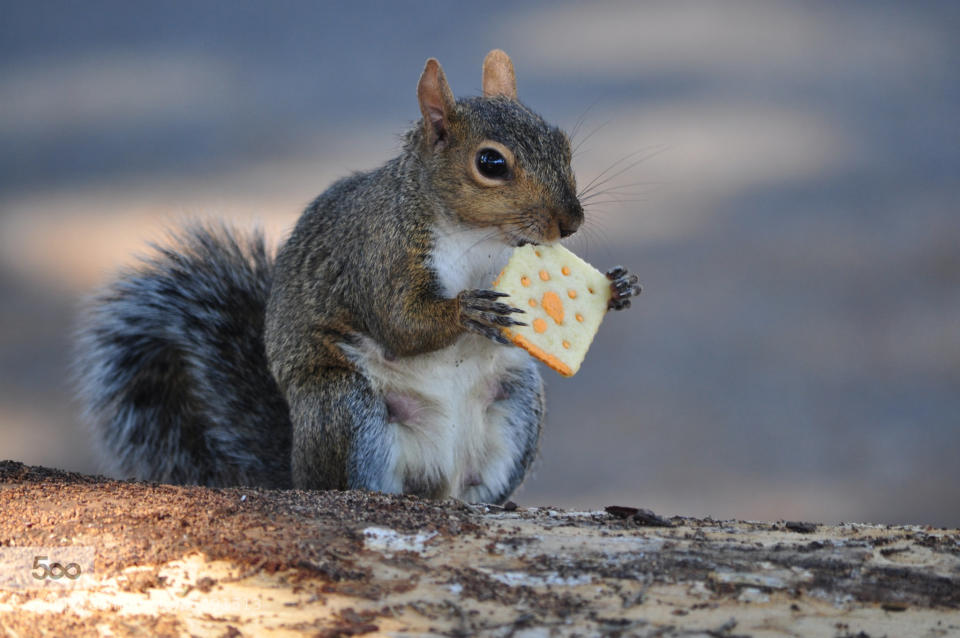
[74,223,292,487]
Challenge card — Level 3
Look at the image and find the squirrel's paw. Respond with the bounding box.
[458,289,526,345]
[605,266,642,311]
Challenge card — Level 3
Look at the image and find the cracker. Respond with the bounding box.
[492,244,611,376]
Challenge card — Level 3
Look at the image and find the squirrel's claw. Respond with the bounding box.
[469,290,510,300]
[459,288,526,344]
[605,266,642,311]
[486,314,527,327]
[463,300,525,316]
[606,266,627,280]
[463,319,512,345]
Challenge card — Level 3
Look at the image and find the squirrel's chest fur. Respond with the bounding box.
[341,221,530,501]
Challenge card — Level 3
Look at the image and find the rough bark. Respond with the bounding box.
[1,461,957,637]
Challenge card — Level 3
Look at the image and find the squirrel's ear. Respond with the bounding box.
[417,58,456,146]
[482,49,517,100]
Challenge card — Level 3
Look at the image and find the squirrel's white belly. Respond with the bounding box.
[343,333,530,501]
[343,221,528,500]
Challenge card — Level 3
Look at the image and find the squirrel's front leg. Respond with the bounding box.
[605,266,642,311]
[375,288,526,357]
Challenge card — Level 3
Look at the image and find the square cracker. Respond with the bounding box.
[492,244,611,376]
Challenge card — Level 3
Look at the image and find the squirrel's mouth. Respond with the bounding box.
[503,230,540,248]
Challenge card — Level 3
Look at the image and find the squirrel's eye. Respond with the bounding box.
[476,148,509,179]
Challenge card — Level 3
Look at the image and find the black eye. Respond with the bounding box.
[476,148,509,179]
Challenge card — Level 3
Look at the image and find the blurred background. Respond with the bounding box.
[2,1,958,526]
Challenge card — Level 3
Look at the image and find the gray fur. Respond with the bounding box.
[263,98,562,499]
[74,223,292,488]
[491,360,545,504]
[74,58,601,503]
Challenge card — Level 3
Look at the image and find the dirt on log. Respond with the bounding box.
[0,461,958,637]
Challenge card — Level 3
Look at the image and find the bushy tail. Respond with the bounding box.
[74,223,292,488]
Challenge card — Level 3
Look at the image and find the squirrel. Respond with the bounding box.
[74,50,641,504]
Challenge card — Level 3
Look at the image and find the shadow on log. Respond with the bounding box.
[1,461,958,637]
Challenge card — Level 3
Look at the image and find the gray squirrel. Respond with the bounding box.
[74,50,641,504]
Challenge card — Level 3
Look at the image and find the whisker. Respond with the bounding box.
[464,229,503,255]
[577,145,662,199]
[579,181,665,201]
[579,144,669,200]
[567,221,613,265]
[572,117,614,158]
[568,99,601,147]
[583,198,650,207]
[581,191,656,204]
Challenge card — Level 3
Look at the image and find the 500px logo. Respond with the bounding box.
[31,555,83,580]
[0,546,95,590]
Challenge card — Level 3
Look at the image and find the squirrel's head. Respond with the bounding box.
[414,50,582,246]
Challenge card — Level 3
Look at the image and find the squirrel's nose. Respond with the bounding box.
[559,218,579,238]
[558,201,583,238]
